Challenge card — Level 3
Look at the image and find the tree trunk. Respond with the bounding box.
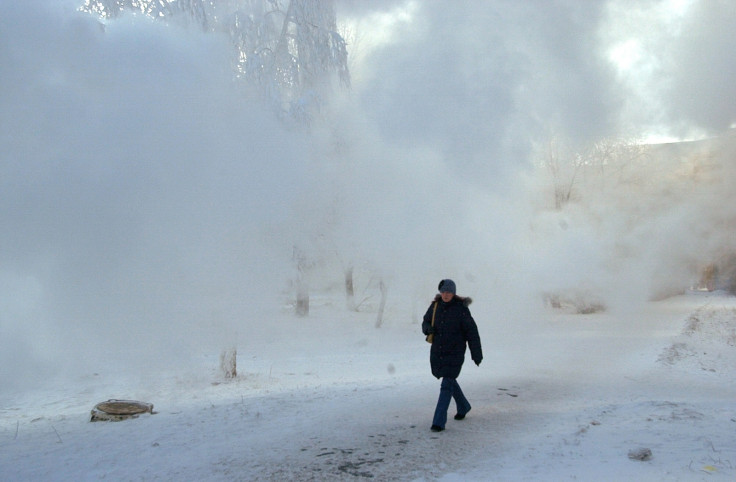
[296,280,309,317]
[345,266,356,311]
[293,246,310,317]
[375,279,387,328]
[220,347,237,379]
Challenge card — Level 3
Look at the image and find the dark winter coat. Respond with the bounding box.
[422,294,483,379]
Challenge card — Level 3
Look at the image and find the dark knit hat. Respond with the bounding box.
[438,279,456,294]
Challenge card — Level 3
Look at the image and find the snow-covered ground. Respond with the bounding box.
[2,290,734,481]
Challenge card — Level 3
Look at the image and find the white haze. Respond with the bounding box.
[1,0,735,390]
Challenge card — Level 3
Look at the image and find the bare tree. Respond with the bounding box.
[585,137,650,190]
[540,136,650,210]
[541,137,583,210]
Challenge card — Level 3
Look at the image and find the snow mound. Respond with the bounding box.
[658,300,736,374]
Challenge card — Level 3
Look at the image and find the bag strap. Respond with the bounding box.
[431,301,438,327]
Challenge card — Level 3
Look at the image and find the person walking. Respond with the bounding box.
[422,279,483,432]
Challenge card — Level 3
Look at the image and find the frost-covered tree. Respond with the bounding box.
[226,0,349,121]
[81,0,162,17]
[80,0,208,28]
[81,0,349,123]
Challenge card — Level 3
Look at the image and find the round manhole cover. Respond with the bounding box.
[91,400,154,422]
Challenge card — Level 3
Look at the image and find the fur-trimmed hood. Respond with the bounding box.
[433,294,472,306]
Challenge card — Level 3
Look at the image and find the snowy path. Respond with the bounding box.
[2,293,735,480]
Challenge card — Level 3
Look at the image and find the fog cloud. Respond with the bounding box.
[1,1,309,385]
[601,0,736,138]
[2,0,734,389]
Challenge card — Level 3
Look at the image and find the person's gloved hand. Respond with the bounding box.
[423,326,434,336]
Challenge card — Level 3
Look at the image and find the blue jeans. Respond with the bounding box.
[432,377,471,428]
